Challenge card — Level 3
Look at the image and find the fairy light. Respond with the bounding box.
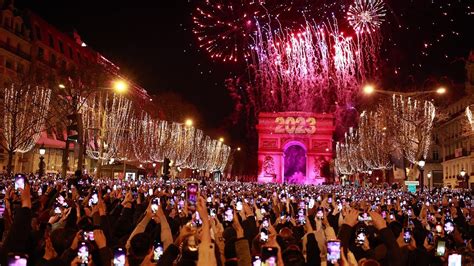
[2,84,51,154]
[391,95,435,164]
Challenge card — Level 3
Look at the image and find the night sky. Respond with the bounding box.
[14,0,474,150]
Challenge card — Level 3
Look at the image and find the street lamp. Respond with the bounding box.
[237,147,241,151]
[460,168,467,189]
[38,144,46,177]
[427,172,432,190]
[113,80,128,94]
[219,137,224,143]
[185,119,193,127]
[436,87,446,94]
[418,160,426,190]
[363,84,375,95]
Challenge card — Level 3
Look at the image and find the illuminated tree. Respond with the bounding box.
[389,95,435,164]
[358,110,391,170]
[81,92,133,176]
[0,83,51,175]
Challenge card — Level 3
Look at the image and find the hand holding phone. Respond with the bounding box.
[327,240,341,263]
[113,248,126,266]
[153,241,164,262]
[186,182,199,207]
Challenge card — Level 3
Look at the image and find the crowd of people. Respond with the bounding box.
[0,173,473,266]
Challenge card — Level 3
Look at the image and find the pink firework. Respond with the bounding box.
[347,0,386,34]
[247,19,370,116]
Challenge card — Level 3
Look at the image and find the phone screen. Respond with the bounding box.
[403,228,411,243]
[356,228,366,245]
[8,255,27,266]
[316,208,323,219]
[153,241,163,262]
[224,207,233,222]
[152,198,159,213]
[448,254,462,266]
[261,247,278,266]
[327,240,341,262]
[436,240,446,256]
[427,232,434,245]
[236,201,243,211]
[14,174,25,190]
[297,208,306,225]
[113,248,126,266]
[260,228,268,243]
[78,242,89,264]
[186,182,199,207]
[0,199,5,218]
[252,256,262,266]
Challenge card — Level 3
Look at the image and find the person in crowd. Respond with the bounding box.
[0,173,473,265]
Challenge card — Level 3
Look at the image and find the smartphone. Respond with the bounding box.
[7,254,28,266]
[427,232,435,245]
[262,217,269,229]
[89,191,98,207]
[210,208,216,217]
[297,207,306,225]
[435,240,446,256]
[0,199,5,218]
[327,240,341,263]
[113,247,126,266]
[444,220,454,234]
[151,198,160,213]
[224,207,233,222]
[14,174,26,190]
[308,198,315,209]
[435,223,443,234]
[85,231,94,241]
[252,255,262,266]
[77,242,89,265]
[260,228,269,243]
[236,200,243,211]
[448,254,462,266]
[153,241,164,262]
[261,247,278,265]
[358,212,372,222]
[186,182,199,207]
[403,228,411,243]
[192,211,203,227]
[316,208,324,219]
[148,188,153,196]
[356,228,366,245]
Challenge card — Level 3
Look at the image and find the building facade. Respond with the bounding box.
[435,53,474,188]
[0,3,153,175]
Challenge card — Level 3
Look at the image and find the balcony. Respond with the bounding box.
[0,39,31,60]
[0,24,30,42]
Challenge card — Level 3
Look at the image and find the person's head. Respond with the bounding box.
[129,233,152,258]
[359,258,381,266]
[282,246,305,266]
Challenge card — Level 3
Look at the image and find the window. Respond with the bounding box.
[38,47,44,59]
[35,25,42,40]
[17,64,24,73]
[432,150,439,161]
[51,53,57,66]
[61,60,66,70]
[68,46,73,58]
[15,23,21,33]
[58,40,64,53]
[5,60,13,69]
[48,33,54,48]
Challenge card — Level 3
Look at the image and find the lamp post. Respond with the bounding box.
[418,160,426,191]
[460,168,467,189]
[38,144,46,177]
[152,162,157,177]
[427,172,432,190]
[367,169,373,186]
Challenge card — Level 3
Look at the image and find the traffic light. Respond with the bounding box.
[66,113,82,142]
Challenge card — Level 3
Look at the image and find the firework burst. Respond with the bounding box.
[192,0,275,63]
[347,0,386,34]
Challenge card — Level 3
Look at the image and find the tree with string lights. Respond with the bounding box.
[0,82,51,175]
